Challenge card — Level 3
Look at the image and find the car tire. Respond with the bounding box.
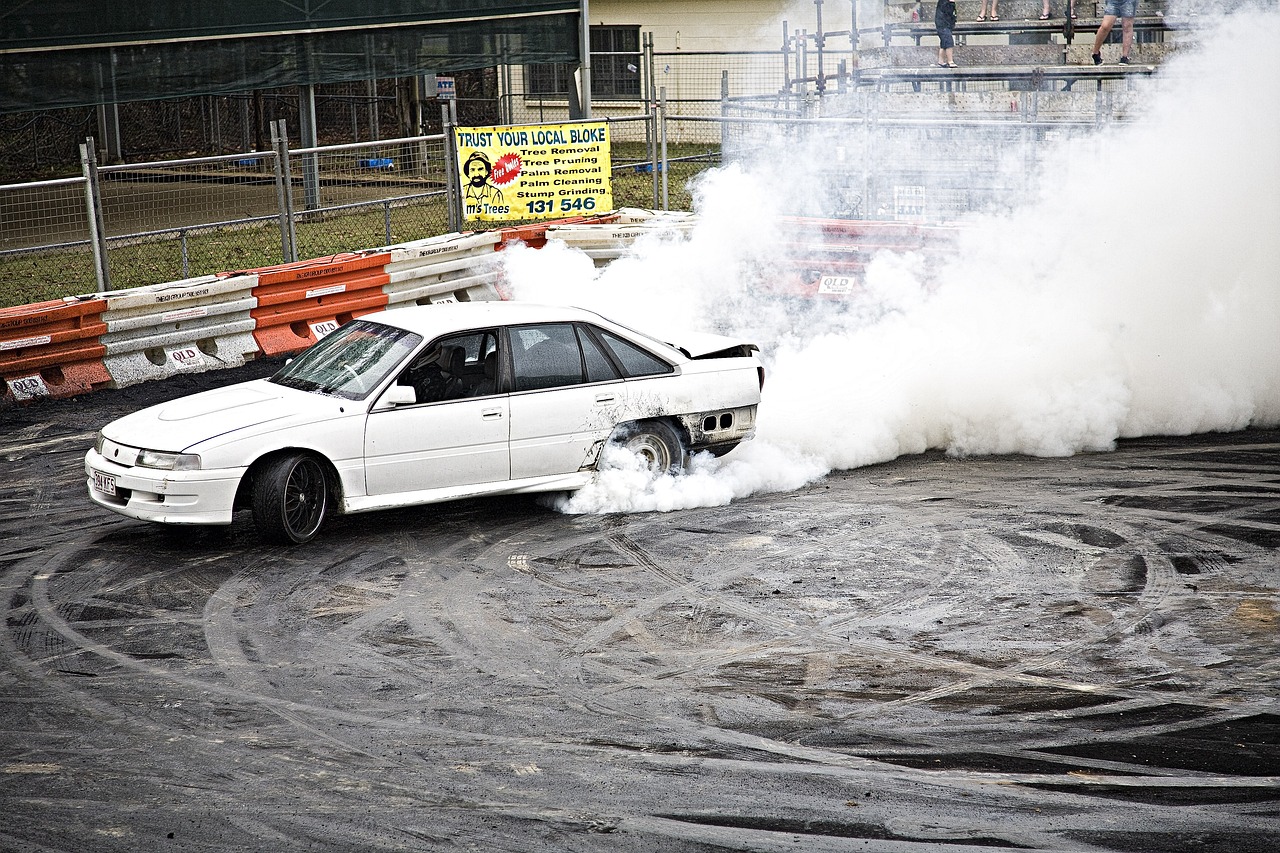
[251,453,329,544]
[617,420,687,475]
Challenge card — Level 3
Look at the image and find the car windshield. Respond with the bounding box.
[269,320,422,401]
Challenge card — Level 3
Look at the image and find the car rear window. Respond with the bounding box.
[598,330,672,378]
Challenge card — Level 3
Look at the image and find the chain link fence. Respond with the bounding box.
[282,135,452,260]
[2,33,1148,307]
[0,177,97,300]
[0,130,456,306]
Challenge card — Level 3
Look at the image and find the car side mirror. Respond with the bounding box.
[375,385,417,409]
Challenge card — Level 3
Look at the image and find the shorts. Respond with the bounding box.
[1102,0,1137,17]
[937,28,955,49]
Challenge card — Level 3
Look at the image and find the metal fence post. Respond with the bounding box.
[270,119,298,262]
[782,21,792,95]
[659,87,669,211]
[442,103,462,232]
[79,137,112,293]
[645,32,659,207]
[578,0,592,119]
[650,106,660,209]
[815,0,826,95]
[299,84,321,211]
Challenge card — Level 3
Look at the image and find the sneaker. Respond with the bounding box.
[1118,55,1131,64]
[1091,52,1102,65]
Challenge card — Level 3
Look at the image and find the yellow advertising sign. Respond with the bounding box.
[454,122,612,222]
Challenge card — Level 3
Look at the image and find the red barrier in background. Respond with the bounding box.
[0,297,111,403]
[773,218,957,299]
[245,253,392,356]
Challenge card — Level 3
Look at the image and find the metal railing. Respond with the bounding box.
[0,122,453,302]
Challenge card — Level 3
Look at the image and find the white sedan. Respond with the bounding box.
[86,302,764,544]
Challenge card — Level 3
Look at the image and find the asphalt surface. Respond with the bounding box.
[1,362,1278,853]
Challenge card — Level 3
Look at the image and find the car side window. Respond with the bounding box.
[578,326,620,383]
[597,330,672,378]
[397,330,498,402]
[510,323,584,392]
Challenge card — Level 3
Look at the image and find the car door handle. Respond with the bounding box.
[481,408,504,420]
[594,394,616,404]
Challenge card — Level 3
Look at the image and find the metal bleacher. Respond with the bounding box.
[875,14,1180,47]
[854,61,1158,91]
[852,2,1182,92]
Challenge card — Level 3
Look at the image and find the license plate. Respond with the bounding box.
[92,470,117,496]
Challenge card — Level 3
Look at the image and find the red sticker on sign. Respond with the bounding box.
[491,152,522,187]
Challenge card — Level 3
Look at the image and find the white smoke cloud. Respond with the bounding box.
[510,9,1280,513]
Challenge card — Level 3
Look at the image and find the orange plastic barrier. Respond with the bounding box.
[246,252,392,356]
[0,297,111,403]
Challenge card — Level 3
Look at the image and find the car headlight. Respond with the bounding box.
[94,432,106,454]
[136,449,202,471]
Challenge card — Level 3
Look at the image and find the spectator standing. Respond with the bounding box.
[1040,0,1075,18]
[935,0,958,67]
[976,0,998,20]
[1092,0,1137,64]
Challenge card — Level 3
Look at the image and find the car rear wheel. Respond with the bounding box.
[252,453,329,544]
[618,420,687,475]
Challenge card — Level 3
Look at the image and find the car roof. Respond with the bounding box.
[362,301,607,338]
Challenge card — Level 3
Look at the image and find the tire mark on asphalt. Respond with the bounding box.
[7,541,582,749]
[589,526,1152,701]
[547,507,1280,799]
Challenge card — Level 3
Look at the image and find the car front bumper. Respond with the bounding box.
[85,449,243,526]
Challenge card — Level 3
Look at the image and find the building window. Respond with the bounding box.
[526,26,641,100]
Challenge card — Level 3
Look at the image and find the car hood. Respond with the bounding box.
[101,379,342,452]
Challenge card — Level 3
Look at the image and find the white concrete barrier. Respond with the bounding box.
[379,231,504,308]
[100,274,260,388]
[546,209,698,264]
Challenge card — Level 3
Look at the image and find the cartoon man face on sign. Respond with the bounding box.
[462,151,505,208]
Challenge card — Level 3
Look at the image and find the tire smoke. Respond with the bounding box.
[511,10,1280,513]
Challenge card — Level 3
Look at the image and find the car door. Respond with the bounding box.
[363,331,509,496]
[506,322,626,480]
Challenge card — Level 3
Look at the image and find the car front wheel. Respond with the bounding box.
[252,453,329,544]
[617,420,687,475]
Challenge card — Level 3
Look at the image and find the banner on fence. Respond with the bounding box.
[454,123,612,223]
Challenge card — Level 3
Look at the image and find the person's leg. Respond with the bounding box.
[1093,15,1116,54]
[990,1,999,19]
[1121,16,1134,59]
[1041,0,1051,19]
